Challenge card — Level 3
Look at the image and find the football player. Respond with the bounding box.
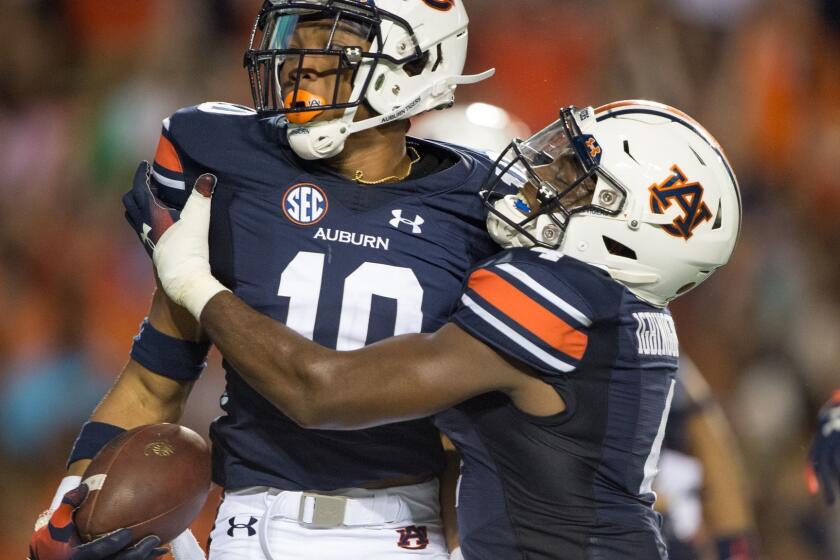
[32,1,496,559]
[414,101,760,560]
[149,100,743,559]
[809,391,840,504]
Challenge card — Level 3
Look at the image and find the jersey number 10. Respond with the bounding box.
[278,251,425,350]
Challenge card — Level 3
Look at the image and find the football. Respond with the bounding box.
[74,423,212,545]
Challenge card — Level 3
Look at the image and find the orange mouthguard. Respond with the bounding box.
[284,90,327,124]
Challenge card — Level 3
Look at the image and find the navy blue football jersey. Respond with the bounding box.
[149,102,499,491]
[438,247,678,560]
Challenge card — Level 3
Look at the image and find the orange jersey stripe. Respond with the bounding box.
[468,269,588,360]
[154,134,183,174]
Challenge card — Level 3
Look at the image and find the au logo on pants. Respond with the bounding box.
[396,525,429,550]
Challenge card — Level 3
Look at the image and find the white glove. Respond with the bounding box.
[450,547,465,560]
[34,475,83,531]
[170,530,206,560]
[153,174,230,320]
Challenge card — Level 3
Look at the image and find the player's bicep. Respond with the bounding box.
[303,323,520,430]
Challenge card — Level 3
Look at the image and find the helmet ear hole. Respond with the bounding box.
[431,44,444,72]
[403,52,431,77]
[603,236,637,260]
[712,200,723,230]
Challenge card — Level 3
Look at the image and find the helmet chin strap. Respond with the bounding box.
[487,195,534,248]
[287,108,360,160]
[286,68,496,161]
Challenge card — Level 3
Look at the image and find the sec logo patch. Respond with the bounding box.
[283,183,328,226]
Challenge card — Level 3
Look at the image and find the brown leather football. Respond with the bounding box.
[75,423,211,545]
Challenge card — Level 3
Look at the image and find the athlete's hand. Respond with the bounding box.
[29,484,167,560]
[152,173,229,321]
[809,391,840,504]
[123,162,180,258]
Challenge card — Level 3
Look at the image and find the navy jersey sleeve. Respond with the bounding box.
[149,114,191,210]
[149,102,262,210]
[451,249,596,375]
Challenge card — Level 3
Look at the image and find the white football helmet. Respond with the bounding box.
[245,0,494,160]
[485,100,742,307]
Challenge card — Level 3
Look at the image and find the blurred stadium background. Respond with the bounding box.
[1,0,838,557]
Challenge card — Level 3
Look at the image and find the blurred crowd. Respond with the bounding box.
[1,0,838,558]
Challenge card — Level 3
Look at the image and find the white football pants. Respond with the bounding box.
[208,479,450,560]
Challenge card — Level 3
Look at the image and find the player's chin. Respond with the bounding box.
[314,107,350,123]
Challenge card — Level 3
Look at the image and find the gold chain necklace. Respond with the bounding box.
[353,146,421,185]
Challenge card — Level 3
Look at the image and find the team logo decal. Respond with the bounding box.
[649,165,712,240]
[585,138,602,159]
[396,525,429,550]
[574,134,602,164]
[227,516,258,537]
[283,183,329,226]
[422,0,455,11]
[389,209,424,234]
[143,441,175,457]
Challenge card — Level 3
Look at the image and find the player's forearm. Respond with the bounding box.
[91,362,194,426]
[199,291,331,426]
[200,290,402,428]
[67,360,194,475]
[687,407,755,535]
[200,293,505,430]
[67,288,198,475]
[678,362,756,535]
[87,289,198,429]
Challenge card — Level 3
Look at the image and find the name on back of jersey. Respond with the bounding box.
[633,312,679,358]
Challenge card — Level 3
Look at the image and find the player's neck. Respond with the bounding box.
[326,120,411,185]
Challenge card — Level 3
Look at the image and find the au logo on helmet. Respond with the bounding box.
[283,183,329,226]
[649,165,712,240]
[422,0,455,11]
[585,138,602,159]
